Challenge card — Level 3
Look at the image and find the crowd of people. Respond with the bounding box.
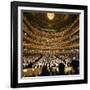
[23,54,79,77]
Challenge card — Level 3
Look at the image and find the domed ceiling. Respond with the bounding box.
[23,12,79,32]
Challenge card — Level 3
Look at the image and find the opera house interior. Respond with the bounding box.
[22,11,79,77]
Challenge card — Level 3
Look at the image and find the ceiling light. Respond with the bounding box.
[47,13,55,20]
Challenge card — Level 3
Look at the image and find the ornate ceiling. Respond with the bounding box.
[23,12,79,32]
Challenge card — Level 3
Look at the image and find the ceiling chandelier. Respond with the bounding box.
[47,13,55,20]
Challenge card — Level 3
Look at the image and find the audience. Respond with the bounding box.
[23,54,79,76]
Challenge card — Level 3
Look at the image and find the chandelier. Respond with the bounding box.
[47,13,55,20]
